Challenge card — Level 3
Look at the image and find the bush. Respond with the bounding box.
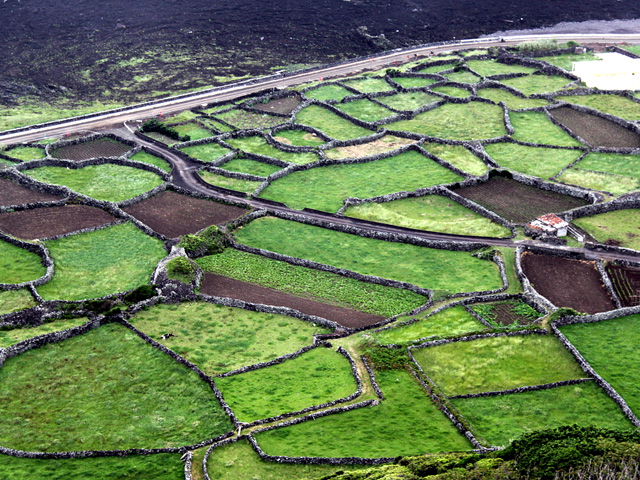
[166,257,197,284]
[360,340,409,370]
[140,118,191,142]
[549,307,582,322]
[178,225,229,257]
[123,284,156,304]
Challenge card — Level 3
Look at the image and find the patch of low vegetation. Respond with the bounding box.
[334,98,394,122]
[0,289,37,315]
[304,84,355,102]
[0,239,46,284]
[2,146,45,161]
[476,88,549,109]
[198,171,263,193]
[443,70,480,84]
[573,209,640,250]
[179,142,231,162]
[171,122,213,141]
[141,118,190,142]
[324,135,416,159]
[226,135,319,164]
[129,151,172,173]
[216,109,286,130]
[376,91,439,111]
[499,74,573,96]
[295,105,373,140]
[470,299,542,327]
[0,317,90,348]
[343,76,393,93]
[484,142,582,179]
[165,256,198,284]
[219,157,281,176]
[272,128,325,146]
[466,60,537,77]
[389,76,438,89]
[431,86,472,98]
[558,152,640,195]
[509,111,582,146]
[423,143,489,176]
[556,93,640,121]
[538,53,600,72]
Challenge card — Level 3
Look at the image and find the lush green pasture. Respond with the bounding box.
[373,305,486,345]
[37,222,165,301]
[557,152,640,195]
[412,334,585,396]
[418,64,454,74]
[0,453,184,480]
[272,129,325,146]
[0,317,90,348]
[172,122,213,141]
[466,60,536,77]
[499,74,573,96]
[561,314,640,415]
[343,77,392,93]
[573,209,640,250]
[129,151,172,173]
[0,289,37,315]
[259,150,462,212]
[216,347,357,422]
[390,76,438,89]
[198,171,263,194]
[509,111,582,146]
[344,194,511,237]
[226,136,319,165]
[0,239,46,284]
[3,146,45,161]
[443,70,480,84]
[129,301,329,374]
[207,438,364,480]
[476,88,549,110]
[387,101,506,140]
[376,91,439,111]
[24,164,164,202]
[196,249,425,317]
[431,86,472,98]
[234,216,503,293]
[556,94,640,121]
[179,142,231,162]
[255,369,471,457]
[334,99,394,122]
[538,53,600,72]
[0,323,232,451]
[200,117,234,133]
[484,143,582,179]
[164,110,198,123]
[295,105,373,140]
[453,382,633,447]
[495,247,523,294]
[304,84,354,102]
[219,158,281,177]
[423,143,489,176]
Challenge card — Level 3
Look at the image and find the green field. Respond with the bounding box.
[219,158,282,177]
[500,74,573,96]
[0,289,37,315]
[376,91,439,111]
[216,347,357,422]
[387,101,506,140]
[476,88,549,110]
[423,143,489,176]
[412,334,585,396]
[484,143,582,179]
[179,142,231,162]
[555,94,640,121]
[198,171,263,194]
[255,368,471,457]
[304,84,354,102]
[272,129,325,146]
[344,194,511,237]
[196,249,425,317]
[431,86,472,98]
[453,382,633,447]
[573,209,640,250]
[259,150,462,212]
[129,151,172,173]
[0,239,46,284]
[418,63,455,74]
[372,305,486,345]
[129,301,330,374]
[2,146,45,161]
[334,99,394,122]
[295,105,373,140]
[24,164,164,202]
[0,317,90,348]
[443,70,480,84]
[557,152,640,195]
[466,60,537,77]
[561,314,640,415]
[172,122,213,141]
[343,77,393,93]
[233,216,503,293]
[0,323,232,451]
[509,111,582,146]
[537,53,600,72]
[226,136,319,165]
[390,76,438,89]
[37,222,166,301]
[216,109,286,130]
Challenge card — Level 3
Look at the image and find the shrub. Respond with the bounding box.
[549,307,582,322]
[360,340,409,370]
[166,257,197,284]
[177,225,229,257]
[140,118,191,142]
[123,284,157,304]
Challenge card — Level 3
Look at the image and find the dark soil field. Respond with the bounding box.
[200,273,385,329]
[52,139,132,161]
[520,252,615,314]
[122,191,247,238]
[0,178,62,206]
[549,107,640,149]
[0,205,116,240]
[606,264,640,307]
[454,176,589,224]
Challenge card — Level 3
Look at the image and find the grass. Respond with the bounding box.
[499,74,573,96]
[334,99,394,122]
[24,164,164,202]
[412,334,585,396]
[423,143,489,176]
[195,249,425,317]
[476,88,549,110]
[129,301,330,375]
[418,63,455,74]
[295,105,373,140]
[557,169,638,195]
[164,110,199,123]
[233,216,503,293]
[272,129,325,146]
[443,70,480,84]
[431,86,472,98]
[206,438,364,480]
[0,239,46,284]
[0,323,232,452]
[198,171,263,194]
[390,76,438,89]
[179,142,231,162]
[470,299,542,327]
[537,53,600,72]
[219,158,281,177]
[555,94,640,121]
[344,194,511,237]
[560,314,640,415]
[199,118,234,133]
[37,222,166,301]
[573,209,640,250]
[375,91,439,111]
[466,60,537,77]
[225,136,319,165]
[509,111,583,147]
[255,368,472,457]
[0,453,184,480]
[216,109,286,130]
[304,84,355,102]
[171,122,214,141]
[259,150,462,212]
[372,305,486,345]
[558,152,640,195]
[0,317,90,348]
[484,143,582,179]
[386,101,506,141]
[453,382,634,447]
[3,146,45,161]
[343,77,393,93]
[495,247,523,294]
[0,289,37,315]
[130,151,172,173]
[216,347,357,422]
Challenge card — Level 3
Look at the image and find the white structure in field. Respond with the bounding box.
[572,52,640,90]
[528,214,569,237]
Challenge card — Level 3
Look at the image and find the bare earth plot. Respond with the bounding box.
[0,178,62,206]
[51,138,132,160]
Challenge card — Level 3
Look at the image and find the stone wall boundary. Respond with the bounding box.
[449,378,594,400]
[361,355,384,400]
[0,231,54,291]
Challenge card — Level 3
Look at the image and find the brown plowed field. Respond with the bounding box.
[0,178,62,206]
[606,264,640,307]
[520,252,615,314]
[200,273,385,329]
[0,205,116,240]
[549,107,640,149]
[455,176,588,224]
[52,138,132,161]
[122,190,247,238]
